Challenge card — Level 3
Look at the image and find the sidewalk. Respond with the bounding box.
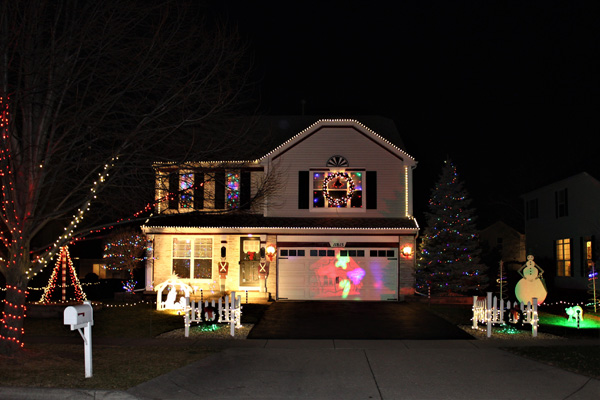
[1,337,598,400]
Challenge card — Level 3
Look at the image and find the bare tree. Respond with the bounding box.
[0,0,260,355]
[103,228,147,287]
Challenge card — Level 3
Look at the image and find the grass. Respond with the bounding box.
[2,343,218,390]
[0,300,268,390]
[426,303,600,380]
[0,300,597,390]
[25,301,186,338]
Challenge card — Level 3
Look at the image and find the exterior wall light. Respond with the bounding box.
[401,245,413,258]
[266,244,276,261]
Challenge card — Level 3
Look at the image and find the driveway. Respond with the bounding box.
[247,301,475,340]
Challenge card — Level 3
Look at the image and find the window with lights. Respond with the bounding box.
[172,237,213,279]
[312,170,364,209]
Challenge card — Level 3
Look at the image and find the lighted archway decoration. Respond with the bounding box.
[322,172,355,207]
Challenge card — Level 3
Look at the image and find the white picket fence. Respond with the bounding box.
[183,291,243,337]
[472,292,539,337]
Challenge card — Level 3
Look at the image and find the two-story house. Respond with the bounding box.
[522,172,600,291]
[479,220,526,267]
[141,117,419,301]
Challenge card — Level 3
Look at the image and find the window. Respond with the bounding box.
[340,250,365,257]
[555,189,568,218]
[280,249,305,257]
[226,172,240,209]
[584,238,593,277]
[525,198,538,220]
[312,170,363,209]
[172,238,213,279]
[166,171,204,211]
[179,173,194,209]
[370,250,396,258]
[556,238,571,276]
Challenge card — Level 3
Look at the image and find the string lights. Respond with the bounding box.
[322,172,355,207]
[416,159,487,294]
[39,246,87,304]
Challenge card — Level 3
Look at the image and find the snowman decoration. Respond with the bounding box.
[515,254,547,305]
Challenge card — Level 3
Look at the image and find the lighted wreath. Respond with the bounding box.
[322,172,355,207]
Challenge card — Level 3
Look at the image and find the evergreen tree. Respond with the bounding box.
[415,159,488,295]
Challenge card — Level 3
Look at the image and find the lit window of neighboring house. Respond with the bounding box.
[312,170,363,209]
[555,188,568,218]
[584,238,593,277]
[172,238,213,279]
[556,238,571,276]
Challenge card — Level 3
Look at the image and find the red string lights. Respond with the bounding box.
[39,246,87,304]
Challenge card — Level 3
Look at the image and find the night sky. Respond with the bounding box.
[220,1,599,228]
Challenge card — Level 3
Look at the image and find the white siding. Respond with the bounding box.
[264,126,410,218]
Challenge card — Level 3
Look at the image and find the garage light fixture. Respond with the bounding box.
[401,245,413,258]
[266,244,276,261]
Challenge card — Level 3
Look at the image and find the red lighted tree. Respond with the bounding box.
[0,0,254,355]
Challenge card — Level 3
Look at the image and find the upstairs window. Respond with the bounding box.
[525,198,538,220]
[555,188,568,218]
[312,170,363,209]
[179,173,194,209]
[162,169,248,212]
[226,172,240,209]
[166,172,203,211]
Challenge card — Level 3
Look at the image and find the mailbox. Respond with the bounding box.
[64,302,94,330]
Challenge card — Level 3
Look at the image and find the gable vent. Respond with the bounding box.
[326,155,349,167]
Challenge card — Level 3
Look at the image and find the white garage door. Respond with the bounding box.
[278,248,398,301]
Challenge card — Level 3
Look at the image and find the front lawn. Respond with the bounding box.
[0,300,267,390]
[425,302,600,379]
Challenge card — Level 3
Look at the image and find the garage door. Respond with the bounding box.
[278,248,398,301]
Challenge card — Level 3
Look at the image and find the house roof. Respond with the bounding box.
[142,212,419,232]
[521,171,600,197]
[155,116,411,164]
[257,117,415,164]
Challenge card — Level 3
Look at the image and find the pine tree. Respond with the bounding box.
[415,159,488,295]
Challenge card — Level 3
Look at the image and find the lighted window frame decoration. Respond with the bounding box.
[312,170,363,209]
[226,172,240,209]
[556,238,571,277]
[172,238,213,279]
[179,173,194,209]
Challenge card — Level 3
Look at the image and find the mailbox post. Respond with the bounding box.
[64,301,94,378]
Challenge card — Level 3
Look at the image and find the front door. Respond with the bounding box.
[239,237,261,287]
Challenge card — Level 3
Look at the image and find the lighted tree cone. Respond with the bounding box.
[515,255,547,305]
[40,246,87,304]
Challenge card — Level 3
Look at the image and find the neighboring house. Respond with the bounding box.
[141,117,419,301]
[521,172,600,290]
[479,220,526,268]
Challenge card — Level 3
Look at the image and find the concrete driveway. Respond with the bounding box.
[247,301,475,340]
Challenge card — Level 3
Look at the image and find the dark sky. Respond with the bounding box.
[220,1,599,228]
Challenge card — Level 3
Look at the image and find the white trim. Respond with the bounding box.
[277,235,400,242]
